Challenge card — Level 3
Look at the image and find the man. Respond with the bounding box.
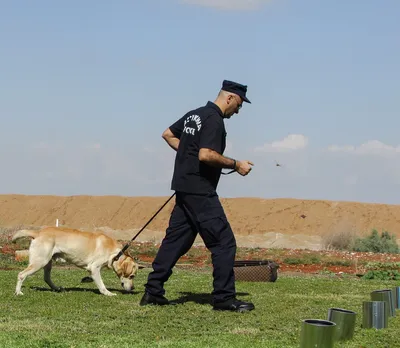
[140,80,255,312]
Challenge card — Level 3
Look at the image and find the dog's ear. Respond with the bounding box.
[132,256,145,269]
[123,250,133,258]
[135,261,145,269]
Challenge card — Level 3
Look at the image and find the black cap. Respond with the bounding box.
[221,80,251,103]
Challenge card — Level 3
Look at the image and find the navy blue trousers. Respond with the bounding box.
[144,191,237,303]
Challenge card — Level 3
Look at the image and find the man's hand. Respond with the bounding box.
[235,160,254,176]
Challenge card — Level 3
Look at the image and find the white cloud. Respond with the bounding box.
[33,141,49,150]
[344,175,359,185]
[86,143,101,150]
[327,140,400,155]
[31,141,64,156]
[4,136,400,204]
[180,0,268,11]
[254,134,309,153]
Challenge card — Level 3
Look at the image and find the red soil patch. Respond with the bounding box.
[129,243,400,276]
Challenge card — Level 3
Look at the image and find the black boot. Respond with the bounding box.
[140,292,170,306]
[213,298,255,312]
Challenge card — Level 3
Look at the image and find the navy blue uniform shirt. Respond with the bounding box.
[169,101,227,194]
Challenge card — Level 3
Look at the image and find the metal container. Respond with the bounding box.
[362,301,388,329]
[233,260,279,282]
[392,286,400,310]
[299,319,336,348]
[371,289,396,317]
[327,307,357,341]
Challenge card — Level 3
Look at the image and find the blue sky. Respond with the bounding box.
[0,0,399,204]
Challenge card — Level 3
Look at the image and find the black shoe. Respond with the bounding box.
[140,292,170,306]
[213,298,255,312]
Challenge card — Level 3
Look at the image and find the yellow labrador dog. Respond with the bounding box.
[12,226,142,296]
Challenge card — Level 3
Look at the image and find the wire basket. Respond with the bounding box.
[234,260,279,282]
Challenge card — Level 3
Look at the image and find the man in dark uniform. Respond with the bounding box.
[140,80,255,312]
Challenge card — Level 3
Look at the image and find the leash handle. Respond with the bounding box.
[114,192,176,261]
[221,169,236,175]
[221,159,237,175]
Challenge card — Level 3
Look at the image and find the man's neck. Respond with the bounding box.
[213,99,227,117]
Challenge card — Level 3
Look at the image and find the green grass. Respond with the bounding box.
[1,265,400,347]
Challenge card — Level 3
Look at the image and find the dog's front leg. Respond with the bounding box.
[91,267,116,296]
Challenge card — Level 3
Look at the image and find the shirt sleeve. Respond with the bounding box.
[199,116,225,154]
[168,115,186,139]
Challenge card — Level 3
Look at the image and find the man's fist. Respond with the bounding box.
[236,160,254,176]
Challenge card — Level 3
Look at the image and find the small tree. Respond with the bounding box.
[352,229,399,254]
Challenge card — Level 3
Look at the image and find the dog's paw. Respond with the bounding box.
[103,291,117,296]
[15,291,24,296]
[53,286,65,293]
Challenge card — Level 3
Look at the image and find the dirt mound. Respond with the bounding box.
[1,194,400,249]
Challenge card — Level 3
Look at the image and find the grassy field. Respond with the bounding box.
[0,262,399,348]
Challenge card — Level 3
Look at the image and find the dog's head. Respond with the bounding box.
[112,253,144,292]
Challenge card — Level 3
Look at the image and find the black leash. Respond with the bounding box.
[113,167,236,262]
[113,192,176,262]
[221,169,236,175]
[221,159,237,175]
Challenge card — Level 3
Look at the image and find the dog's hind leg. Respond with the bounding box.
[15,239,53,296]
[44,260,64,292]
[15,262,48,295]
[90,266,116,296]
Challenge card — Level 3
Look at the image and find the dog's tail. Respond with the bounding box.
[12,229,39,243]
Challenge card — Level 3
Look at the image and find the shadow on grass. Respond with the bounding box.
[29,286,140,295]
[171,291,250,305]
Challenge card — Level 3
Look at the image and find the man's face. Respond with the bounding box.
[225,94,243,118]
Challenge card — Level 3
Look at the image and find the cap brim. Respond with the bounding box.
[242,95,251,104]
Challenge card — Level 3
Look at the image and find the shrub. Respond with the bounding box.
[352,229,399,254]
[362,270,400,281]
[364,261,400,270]
[322,229,356,251]
[283,258,303,265]
[325,260,352,267]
